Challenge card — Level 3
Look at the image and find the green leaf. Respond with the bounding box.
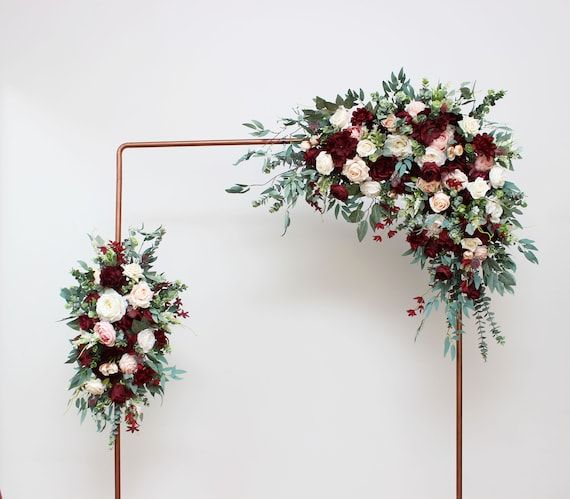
[357,220,368,242]
[225,184,250,194]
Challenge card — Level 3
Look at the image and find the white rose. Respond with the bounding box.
[342,156,370,184]
[123,262,144,281]
[93,267,101,285]
[486,197,503,224]
[405,100,427,118]
[385,134,412,159]
[360,180,381,198]
[127,281,154,309]
[429,192,451,213]
[458,116,480,136]
[96,289,127,323]
[330,106,351,129]
[137,329,156,353]
[417,146,446,167]
[315,151,334,175]
[84,378,105,396]
[300,140,311,152]
[119,353,138,374]
[99,362,119,376]
[461,237,482,253]
[489,166,507,189]
[466,177,490,199]
[356,139,377,158]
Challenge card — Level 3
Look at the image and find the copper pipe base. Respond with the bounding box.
[456,311,463,499]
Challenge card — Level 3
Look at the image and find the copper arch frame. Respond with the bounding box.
[113,139,463,499]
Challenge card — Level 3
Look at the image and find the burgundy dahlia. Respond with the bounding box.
[110,383,132,405]
[369,156,397,181]
[419,162,441,182]
[154,330,168,350]
[99,265,126,291]
[472,133,497,158]
[435,265,453,281]
[407,230,429,251]
[325,130,358,167]
[133,365,158,386]
[330,184,349,202]
[304,147,320,166]
[79,315,94,331]
[351,107,374,126]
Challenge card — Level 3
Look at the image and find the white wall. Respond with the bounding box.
[1,1,568,498]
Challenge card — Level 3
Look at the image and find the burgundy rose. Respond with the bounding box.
[460,281,481,300]
[351,107,374,126]
[99,265,126,291]
[419,162,441,182]
[79,315,94,331]
[154,330,168,350]
[115,314,133,332]
[424,240,440,258]
[110,383,132,405]
[472,133,497,158]
[438,229,457,252]
[330,184,349,202]
[324,130,358,167]
[78,350,93,367]
[85,291,100,303]
[435,265,453,281]
[133,365,158,386]
[412,113,459,146]
[407,230,429,251]
[303,147,320,166]
[369,156,397,181]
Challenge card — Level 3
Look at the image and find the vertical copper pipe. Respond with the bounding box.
[113,137,300,499]
[114,425,121,499]
[456,310,463,499]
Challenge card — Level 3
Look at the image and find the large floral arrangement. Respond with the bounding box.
[61,227,188,443]
[228,70,537,359]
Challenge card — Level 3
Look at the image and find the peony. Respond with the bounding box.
[382,114,398,132]
[489,166,507,188]
[486,197,503,224]
[461,237,482,253]
[417,178,441,194]
[96,289,127,323]
[429,192,451,213]
[417,146,447,167]
[99,362,119,376]
[430,125,455,151]
[351,107,374,126]
[330,106,351,129]
[342,156,370,184]
[127,281,154,309]
[110,383,132,404]
[119,353,138,374]
[466,177,490,199]
[123,263,144,281]
[84,378,105,396]
[99,266,126,291]
[442,169,468,191]
[385,134,412,159]
[474,154,494,172]
[474,245,489,260]
[330,184,349,201]
[458,116,480,136]
[405,100,427,118]
[137,329,156,353]
[356,139,377,157]
[315,151,334,175]
[94,321,116,347]
[360,180,381,198]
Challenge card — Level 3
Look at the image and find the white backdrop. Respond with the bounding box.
[1,1,569,498]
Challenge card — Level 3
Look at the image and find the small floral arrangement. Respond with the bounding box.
[61,227,188,443]
[228,70,537,359]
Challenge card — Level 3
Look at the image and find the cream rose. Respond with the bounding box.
[315,151,334,175]
[99,362,119,376]
[417,146,447,167]
[458,116,480,136]
[405,100,427,118]
[137,329,156,353]
[123,262,144,281]
[417,178,441,194]
[429,191,451,213]
[474,245,489,260]
[127,281,154,309]
[342,156,370,184]
[360,180,381,198]
[466,177,490,199]
[96,289,127,323]
[330,106,351,129]
[300,140,311,152]
[84,379,105,396]
[119,353,138,374]
[486,197,503,224]
[94,321,116,347]
[461,237,482,253]
[442,169,468,191]
[489,166,507,188]
[385,134,412,159]
[382,114,397,132]
[93,267,101,285]
[356,139,377,158]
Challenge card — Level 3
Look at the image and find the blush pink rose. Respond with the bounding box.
[348,126,363,140]
[119,353,138,374]
[430,125,455,151]
[474,154,494,172]
[94,321,116,347]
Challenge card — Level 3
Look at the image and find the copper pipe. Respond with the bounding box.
[456,310,463,499]
[113,137,300,499]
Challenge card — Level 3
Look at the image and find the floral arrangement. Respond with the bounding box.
[61,227,188,443]
[228,70,537,359]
